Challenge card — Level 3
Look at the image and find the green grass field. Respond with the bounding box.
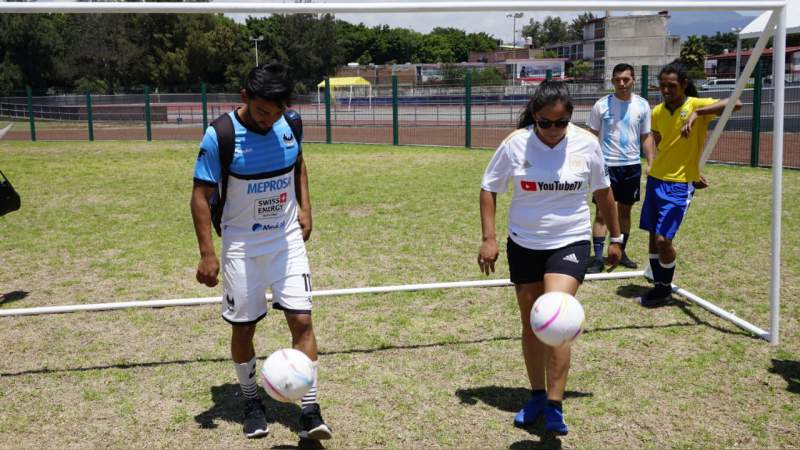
[0,141,798,448]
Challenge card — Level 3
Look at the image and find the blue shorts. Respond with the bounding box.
[639,176,694,239]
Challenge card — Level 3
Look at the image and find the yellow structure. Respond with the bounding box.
[316,77,373,109]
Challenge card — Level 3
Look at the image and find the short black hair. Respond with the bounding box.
[518,81,573,129]
[244,62,294,106]
[612,63,635,78]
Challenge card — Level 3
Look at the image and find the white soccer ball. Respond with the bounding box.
[260,348,314,403]
[530,292,585,347]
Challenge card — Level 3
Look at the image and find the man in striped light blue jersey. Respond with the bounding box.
[190,63,331,442]
[586,63,656,273]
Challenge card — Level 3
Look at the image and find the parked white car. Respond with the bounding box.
[699,78,736,90]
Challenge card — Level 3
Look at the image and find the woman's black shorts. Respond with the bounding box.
[507,237,591,284]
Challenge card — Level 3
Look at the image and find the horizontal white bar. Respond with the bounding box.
[0,1,785,14]
[0,271,643,317]
[671,284,770,340]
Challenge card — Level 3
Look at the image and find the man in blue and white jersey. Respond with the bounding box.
[190,63,331,442]
[586,63,656,273]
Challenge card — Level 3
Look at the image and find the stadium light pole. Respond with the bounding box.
[250,35,264,67]
[506,12,524,49]
[732,27,742,80]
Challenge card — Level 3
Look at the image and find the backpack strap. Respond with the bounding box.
[283,109,303,146]
[210,112,235,236]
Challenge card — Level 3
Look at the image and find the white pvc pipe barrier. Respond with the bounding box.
[0,272,643,318]
[672,285,770,341]
[0,1,786,14]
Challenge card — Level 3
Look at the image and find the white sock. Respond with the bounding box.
[235,357,259,400]
[301,360,319,408]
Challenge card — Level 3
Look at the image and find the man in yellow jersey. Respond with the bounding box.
[639,59,741,307]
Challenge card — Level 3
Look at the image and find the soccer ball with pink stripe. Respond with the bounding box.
[260,348,314,403]
[531,292,585,347]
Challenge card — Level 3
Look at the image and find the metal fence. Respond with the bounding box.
[2,69,798,169]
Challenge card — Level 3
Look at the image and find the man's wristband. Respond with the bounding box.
[609,235,624,244]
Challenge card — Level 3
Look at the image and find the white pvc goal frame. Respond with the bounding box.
[0,1,787,346]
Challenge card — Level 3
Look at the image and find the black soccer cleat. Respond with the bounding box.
[243,397,269,439]
[619,253,638,269]
[639,285,673,308]
[585,258,604,274]
[299,403,332,440]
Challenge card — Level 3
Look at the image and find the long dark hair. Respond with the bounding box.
[517,81,574,129]
[659,59,698,97]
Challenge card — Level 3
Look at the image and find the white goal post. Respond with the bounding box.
[0,1,787,346]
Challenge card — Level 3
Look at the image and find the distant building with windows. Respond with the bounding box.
[545,12,680,84]
[704,46,800,81]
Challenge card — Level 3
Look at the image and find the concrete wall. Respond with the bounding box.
[603,15,680,85]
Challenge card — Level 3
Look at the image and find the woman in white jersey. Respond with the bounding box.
[478,81,622,435]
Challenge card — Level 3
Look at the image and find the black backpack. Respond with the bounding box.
[0,170,21,217]
[209,110,303,236]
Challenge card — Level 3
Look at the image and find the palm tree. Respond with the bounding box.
[680,35,706,73]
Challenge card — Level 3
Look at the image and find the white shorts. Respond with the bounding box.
[221,245,312,325]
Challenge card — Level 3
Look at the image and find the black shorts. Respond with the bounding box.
[507,238,591,284]
[592,164,642,205]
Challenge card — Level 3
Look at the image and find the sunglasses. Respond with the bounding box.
[535,118,570,129]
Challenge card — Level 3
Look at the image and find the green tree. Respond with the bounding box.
[430,27,469,61]
[0,54,24,95]
[60,14,148,93]
[522,19,544,48]
[568,60,592,80]
[568,12,595,41]
[698,31,738,56]
[542,17,571,45]
[334,20,374,65]
[680,35,706,76]
[465,32,500,54]
[0,14,65,92]
[419,34,456,63]
[522,15,577,47]
[73,76,107,95]
[245,13,338,90]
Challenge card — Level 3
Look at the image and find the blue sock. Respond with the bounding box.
[592,236,605,262]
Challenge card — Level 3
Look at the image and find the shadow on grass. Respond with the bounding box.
[509,437,563,450]
[194,383,324,449]
[456,386,592,413]
[769,359,800,394]
[0,313,752,378]
[194,383,302,432]
[0,290,28,305]
[612,283,753,338]
[0,335,518,377]
[317,335,517,356]
[456,386,586,449]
